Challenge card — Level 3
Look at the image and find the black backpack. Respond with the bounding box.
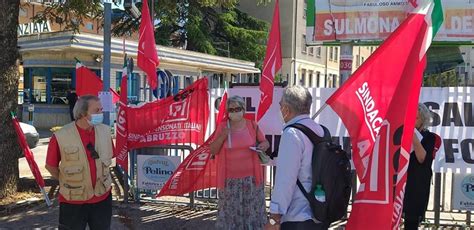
[286,123,352,225]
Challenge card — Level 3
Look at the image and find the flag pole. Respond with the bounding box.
[311,103,328,120]
[40,187,52,206]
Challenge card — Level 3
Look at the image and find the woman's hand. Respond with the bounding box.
[257,141,270,152]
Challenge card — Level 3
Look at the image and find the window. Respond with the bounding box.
[326,74,332,88]
[27,68,48,103]
[116,71,140,103]
[316,46,321,57]
[361,57,365,65]
[308,71,313,87]
[356,55,360,67]
[334,47,339,61]
[316,71,320,87]
[51,68,73,104]
[302,35,307,53]
[370,46,374,54]
[301,69,306,86]
[329,47,334,61]
[309,47,314,55]
[86,22,94,31]
[303,0,307,19]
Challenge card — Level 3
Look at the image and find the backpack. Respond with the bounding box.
[286,123,352,225]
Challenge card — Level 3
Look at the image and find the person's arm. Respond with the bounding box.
[45,165,59,180]
[413,130,427,163]
[269,128,304,217]
[45,135,61,180]
[209,123,229,156]
[256,127,270,152]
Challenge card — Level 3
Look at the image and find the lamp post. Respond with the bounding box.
[103,0,112,125]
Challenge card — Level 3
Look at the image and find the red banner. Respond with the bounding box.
[158,85,228,196]
[325,4,431,229]
[256,0,282,122]
[75,63,119,103]
[127,78,209,149]
[115,64,129,172]
[157,132,219,197]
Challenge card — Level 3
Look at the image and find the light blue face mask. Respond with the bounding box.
[89,113,104,126]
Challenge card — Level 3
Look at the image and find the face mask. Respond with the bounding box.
[279,106,288,123]
[88,113,104,126]
[228,111,244,121]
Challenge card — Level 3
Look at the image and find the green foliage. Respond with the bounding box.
[424,69,463,87]
[215,8,268,67]
[32,0,103,32]
[32,0,270,66]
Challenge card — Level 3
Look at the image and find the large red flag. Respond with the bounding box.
[11,113,51,206]
[126,78,209,148]
[158,86,229,197]
[137,0,159,90]
[75,62,120,103]
[256,0,282,122]
[115,61,129,172]
[324,2,436,229]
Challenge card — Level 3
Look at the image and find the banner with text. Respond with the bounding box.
[308,0,474,43]
[127,78,209,149]
[452,173,474,211]
[137,155,181,190]
[212,87,473,174]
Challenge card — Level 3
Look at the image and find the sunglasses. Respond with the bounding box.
[86,143,100,159]
[228,107,244,113]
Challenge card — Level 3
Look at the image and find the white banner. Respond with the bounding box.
[137,155,181,190]
[308,0,474,43]
[452,173,474,211]
[210,87,473,173]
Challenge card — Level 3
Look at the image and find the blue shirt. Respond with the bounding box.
[269,114,324,223]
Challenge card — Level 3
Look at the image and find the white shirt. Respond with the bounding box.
[269,115,324,223]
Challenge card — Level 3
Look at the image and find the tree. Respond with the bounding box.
[111,0,269,67]
[0,0,22,199]
[0,0,271,198]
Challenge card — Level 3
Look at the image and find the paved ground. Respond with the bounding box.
[0,198,218,230]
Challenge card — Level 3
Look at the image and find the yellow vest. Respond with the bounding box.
[55,122,113,201]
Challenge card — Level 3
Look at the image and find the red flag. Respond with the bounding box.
[12,113,51,205]
[115,62,129,172]
[215,90,228,125]
[137,0,159,90]
[157,132,219,197]
[325,2,434,229]
[256,0,282,122]
[126,78,209,148]
[75,62,120,103]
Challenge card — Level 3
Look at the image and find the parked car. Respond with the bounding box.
[20,122,39,149]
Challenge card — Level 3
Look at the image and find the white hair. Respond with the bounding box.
[418,103,432,130]
[73,95,99,120]
[226,95,246,111]
[281,86,312,114]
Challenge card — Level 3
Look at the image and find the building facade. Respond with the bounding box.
[239,0,374,87]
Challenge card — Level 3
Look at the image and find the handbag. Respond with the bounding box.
[253,122,271,164]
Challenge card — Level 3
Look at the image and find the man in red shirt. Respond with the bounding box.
[46,95,115,230]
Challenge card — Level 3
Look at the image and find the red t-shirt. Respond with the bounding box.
[46,124,115,204]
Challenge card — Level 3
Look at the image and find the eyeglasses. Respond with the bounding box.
[86,143,100,159]
[228,107,244,113]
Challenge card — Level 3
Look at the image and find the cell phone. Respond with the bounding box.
[249,146,263,153]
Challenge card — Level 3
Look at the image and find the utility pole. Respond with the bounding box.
[103,0,112,125]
